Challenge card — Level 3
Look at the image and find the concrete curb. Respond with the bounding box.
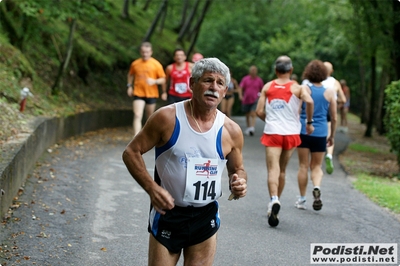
[0,110,133,219]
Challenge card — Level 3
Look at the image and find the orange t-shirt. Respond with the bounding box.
[129,57,166,98]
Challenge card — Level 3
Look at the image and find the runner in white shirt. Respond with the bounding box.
[123,57,247,266]
[322,62,346,174]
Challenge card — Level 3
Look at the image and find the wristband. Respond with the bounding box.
[127,83,132,88]
[306,119,314,125]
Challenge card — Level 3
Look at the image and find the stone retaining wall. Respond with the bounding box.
[0,110,132,219]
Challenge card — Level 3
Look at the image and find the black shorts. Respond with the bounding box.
[148,201,220,253]
[224,94,234,100]
[327,112,331,122]
[167,95,191,104]
[298,134,327,153]
[133,96,157,104]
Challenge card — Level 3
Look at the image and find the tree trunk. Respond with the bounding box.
[187,0,212,40]
[158,1,168,34]
[52,19,77,95]
[394,0,400,79]
[177,0,201,43]
[376,67,390,134]
[356,48,368,123]
[122,0,130,19]
[187,0,212,55]
[143,0,152,11]
[0,3,19,48]
[175,0,189,33]
[364,54,377,137]
[142,0,168,42]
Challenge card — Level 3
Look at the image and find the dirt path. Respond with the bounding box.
[338,114,399,178]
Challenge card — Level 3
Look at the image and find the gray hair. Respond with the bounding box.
[191,58,231,86]
[275,55,293,74]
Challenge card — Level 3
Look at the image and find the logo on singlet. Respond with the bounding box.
[271,100,285,110]
[195,160,218,178]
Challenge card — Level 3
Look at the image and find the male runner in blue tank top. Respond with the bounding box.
[123,58,247,266]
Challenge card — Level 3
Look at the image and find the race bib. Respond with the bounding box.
[174,83,187,94]
[183,157,226,204]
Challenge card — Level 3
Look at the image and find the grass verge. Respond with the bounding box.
[353,174,400,214]
[340,113,400,215]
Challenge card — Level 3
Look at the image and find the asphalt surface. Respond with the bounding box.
[0,117,399,266]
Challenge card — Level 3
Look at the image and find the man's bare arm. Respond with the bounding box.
[335,80,346,104]
[122,106,175,214]
[224,120,247,199]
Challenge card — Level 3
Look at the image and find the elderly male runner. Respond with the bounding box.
[123,58,247,266]
[256,55,314,227]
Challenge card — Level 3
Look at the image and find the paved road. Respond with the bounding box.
[0,117,399,266]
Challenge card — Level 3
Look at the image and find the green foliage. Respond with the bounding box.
[0,42,35,101]
[384,80,400,168]
[198,0,354,81]
[0,0,179,119]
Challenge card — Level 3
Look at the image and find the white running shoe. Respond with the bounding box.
[267,199,280,227]
[295,198,307,210]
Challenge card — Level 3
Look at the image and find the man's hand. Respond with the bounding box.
[148,186,175,215]
[306,124,314,135]
[127,87,133,97]
[228,174,247,200]
[327,136,335,147]
[161,92,168,101]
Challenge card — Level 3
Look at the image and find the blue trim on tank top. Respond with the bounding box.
[216,126,224,159]
[155,117,180,158]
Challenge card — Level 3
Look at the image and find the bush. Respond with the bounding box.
[384,80,400,172]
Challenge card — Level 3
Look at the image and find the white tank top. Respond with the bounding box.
[263,81,301,135]
[154,101,226,207]
[322,76,337,100]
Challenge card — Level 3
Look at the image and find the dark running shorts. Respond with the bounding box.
[298,134,327,153]
[241,101,258,113]
[148,201,220,253]
[327,112,331,122]
[168,95,191,104]
[133,96,157,104]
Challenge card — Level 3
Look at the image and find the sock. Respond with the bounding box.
[300,196,306,201]
[271,195,278,201]
[326,153,332,159]
[314,186,320,190]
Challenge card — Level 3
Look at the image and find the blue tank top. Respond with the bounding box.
[300,84,329,137]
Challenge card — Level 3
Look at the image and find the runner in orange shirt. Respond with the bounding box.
[127,42,166,135]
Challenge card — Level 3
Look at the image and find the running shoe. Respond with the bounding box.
[312,188,323,211]
[267,199,280,227]
[295,198,307,210]
[325,155,334,174]
[249,127,255,136]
